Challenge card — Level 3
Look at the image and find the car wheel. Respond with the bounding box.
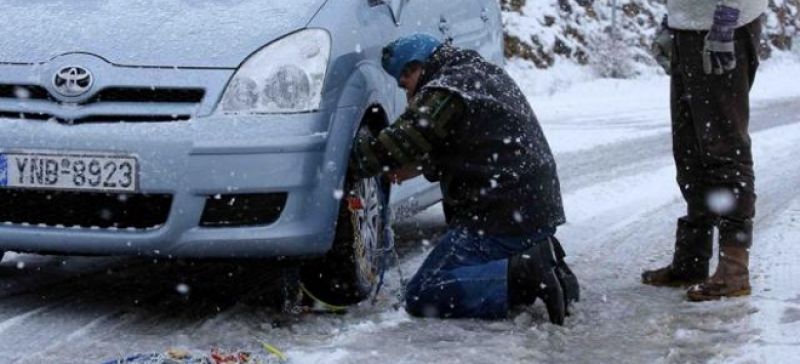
[300,172,389,306]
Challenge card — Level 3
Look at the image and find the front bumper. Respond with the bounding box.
[0,108,358,258]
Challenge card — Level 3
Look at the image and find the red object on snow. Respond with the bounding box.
[210,349,251,364]
[347,196,364,211]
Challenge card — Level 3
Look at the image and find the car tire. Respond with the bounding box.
[300,172,390,306]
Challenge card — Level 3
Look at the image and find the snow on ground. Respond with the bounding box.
[508,55,800,154]
[734,199,800,363]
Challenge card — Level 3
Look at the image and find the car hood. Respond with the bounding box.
[0,0,328,68]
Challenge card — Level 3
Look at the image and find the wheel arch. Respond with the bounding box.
[312,62,396,251]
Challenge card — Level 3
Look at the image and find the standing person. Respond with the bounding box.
[644,0,767,301]
[351,34,579,324]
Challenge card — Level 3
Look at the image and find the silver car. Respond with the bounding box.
[0,0,503,303]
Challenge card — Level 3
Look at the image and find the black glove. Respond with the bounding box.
[703,5,740,75]
[349,130,383,179]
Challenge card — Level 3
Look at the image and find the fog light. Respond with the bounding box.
[200,193,287,227]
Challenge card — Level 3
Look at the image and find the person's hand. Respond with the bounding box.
[704,5,740,75]
[349,129,382,179]
[652,16,673,75]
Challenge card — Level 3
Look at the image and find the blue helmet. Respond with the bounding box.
[382,33,442,83]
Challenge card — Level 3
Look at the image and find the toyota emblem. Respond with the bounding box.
[53,66,94,97]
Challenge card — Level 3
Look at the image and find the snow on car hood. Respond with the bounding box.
[0,0,327,68]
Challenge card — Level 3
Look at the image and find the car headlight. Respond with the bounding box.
[219,29,331,114]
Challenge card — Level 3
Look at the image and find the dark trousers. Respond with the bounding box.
[404,227,553,319]
[670,19,761,254]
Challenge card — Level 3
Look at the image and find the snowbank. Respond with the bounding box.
[512,56,800,118]
[501,0,800,76]
[506,56,800,154]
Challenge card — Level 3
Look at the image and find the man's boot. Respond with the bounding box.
[508,239,566,325]
[642,217,713,287]
[550,237,580,306]
[508,253,539,307]
[687,220,752,301]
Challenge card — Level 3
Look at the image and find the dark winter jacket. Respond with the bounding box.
[354,45,566,235]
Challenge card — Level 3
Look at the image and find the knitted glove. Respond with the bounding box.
[703,5,740,75]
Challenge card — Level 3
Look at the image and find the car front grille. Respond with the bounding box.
[0,84,50,101]
[0,111,52,121]
[0,189,173,230]
[0,83,204,124]
[0,84,204,104]
[0,111,191,124]
[86,87,205,104]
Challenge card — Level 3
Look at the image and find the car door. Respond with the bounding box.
[473,0,504,65]
[437,0,489,52]
[398,0,500,63]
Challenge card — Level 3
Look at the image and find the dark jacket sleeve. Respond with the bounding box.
[351,88,464,178]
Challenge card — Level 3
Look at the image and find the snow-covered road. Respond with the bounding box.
[1,69,799,363]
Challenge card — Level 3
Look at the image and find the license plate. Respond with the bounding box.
[0,150,138,193]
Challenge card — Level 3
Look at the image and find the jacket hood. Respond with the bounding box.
[419,45,482,91]
[0,0,327,68]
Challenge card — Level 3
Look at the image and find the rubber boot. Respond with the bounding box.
[642,217,713,287]
[551,237,580,306]
[508,252,540,307]
[508,239,566,325]
[688,220,752,301]
[537,239,566,325]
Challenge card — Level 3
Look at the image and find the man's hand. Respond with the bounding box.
[652,15,673,75]
[349,129,384,179]
[387,165,422,185]
[704,5,740,75]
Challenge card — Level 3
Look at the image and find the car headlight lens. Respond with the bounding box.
[220,29,331,114]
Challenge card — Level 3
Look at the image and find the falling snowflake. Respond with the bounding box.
[707,189,736,215]
[176,283,191,295]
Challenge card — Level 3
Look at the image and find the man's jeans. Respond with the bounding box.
[405,227,555,319]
